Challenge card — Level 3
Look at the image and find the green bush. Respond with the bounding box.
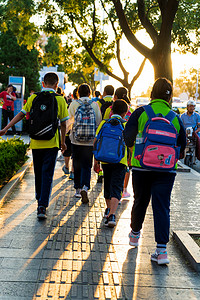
[0,137,29,187]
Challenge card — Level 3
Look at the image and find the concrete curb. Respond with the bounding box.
[0,152,33,208]
[173,231,200,272]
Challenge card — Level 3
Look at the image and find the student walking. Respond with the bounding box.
[123,78,186,264]
[61,88,78,180]
[94,100,128,227]
[97,85,114,118]
[0,72,69,220]
[68,83,101,203]
[104,86,134,198]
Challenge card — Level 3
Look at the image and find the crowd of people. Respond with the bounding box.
[0,73,190,266]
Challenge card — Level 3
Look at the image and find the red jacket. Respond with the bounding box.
[0,91,16,111]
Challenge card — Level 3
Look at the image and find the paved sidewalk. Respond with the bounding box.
[0,157,200,299]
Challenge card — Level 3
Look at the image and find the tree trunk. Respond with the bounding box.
[149,43,173,83]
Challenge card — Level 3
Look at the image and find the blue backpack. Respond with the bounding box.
[94,117,126,163]
[134,105,180,171]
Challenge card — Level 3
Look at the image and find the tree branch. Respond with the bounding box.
[159,0,179,42]
[100,0,128,79]
[137,0,158,44]
[111,0,151,58]
[91,1,97,48]
[130,57,146,87]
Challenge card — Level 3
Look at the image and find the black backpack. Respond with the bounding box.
[28,91,58,140]
[99,98,113,118]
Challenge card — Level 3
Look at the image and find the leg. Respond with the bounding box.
[62,135,72,174]
[39,148,58,207]
[102,164,112,216]
[8,111,16,134]
[72,144,82,189]
[32,149,43,201]
[151,172,176,245]
[122,170,130,197]
[103,164,126,227]
[131,170,152,232]
[80,146,93,189]
[2,109,8,129]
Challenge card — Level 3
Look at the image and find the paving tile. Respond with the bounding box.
[0,159,200,299]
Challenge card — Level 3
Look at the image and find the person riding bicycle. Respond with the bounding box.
[181,99,200,163]
[180,99,200,136]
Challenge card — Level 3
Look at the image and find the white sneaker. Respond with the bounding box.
[151,250,169,265]
[74,189,81,198]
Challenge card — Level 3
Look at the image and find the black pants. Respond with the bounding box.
[2,109,16,133]
[72,144,93,190]
[131,170,176,245]
[32,148,58,207]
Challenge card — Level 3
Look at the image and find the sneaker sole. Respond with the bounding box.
[105,221,116,228]
[108,221,116,228]
[37,214,47,220]
[75,194,81,198]
[81,190,89,204]
[129,241,139,247]
[104,222,116,228]
[151,257,170,265]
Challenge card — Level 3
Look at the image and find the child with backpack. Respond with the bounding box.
[95,85,115,184]
[68,83,101,203]
[0,72,69,220]
[94,99,128,227]
[123,78,186,264]
[104,87,134,198]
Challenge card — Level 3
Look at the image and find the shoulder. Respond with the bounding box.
[55,94,67,104]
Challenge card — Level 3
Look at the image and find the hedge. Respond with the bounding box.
[0,137,29,188]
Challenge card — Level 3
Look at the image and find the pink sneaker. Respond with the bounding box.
[122,191,131,198]
[128,231,140,247]
[151,250,169,265]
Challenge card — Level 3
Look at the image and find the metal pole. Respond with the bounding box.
[195,69,199,102]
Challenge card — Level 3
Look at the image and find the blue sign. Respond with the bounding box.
[9,76,25,132]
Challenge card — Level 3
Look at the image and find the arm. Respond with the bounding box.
[93,102,102,126]
[123,107,144,147]
[195,113,200,133]
[177,116,187,153]
[9,93,16,101]
[60,120,67,152]
[0,111,25,136]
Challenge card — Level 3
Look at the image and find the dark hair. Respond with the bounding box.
[104,85,114,96]
[95,91,101,98]
[112,99,128,116]
[73,88,78,100]
[115,87,130,104]
[78,83,91,97]
[7,84,13,88]
[151,78,172,102]
[57,87,64,95]
[44,72,59,86]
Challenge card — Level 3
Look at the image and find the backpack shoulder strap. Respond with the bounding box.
[88,100,93,105]
[99,99,105,105]
[165,110,176,122]
[76,99,83,106]
[143,105,156,119]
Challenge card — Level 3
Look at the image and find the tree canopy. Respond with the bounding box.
[38,0,200,86]
[0,30,41,98]
[174,68,199,98]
